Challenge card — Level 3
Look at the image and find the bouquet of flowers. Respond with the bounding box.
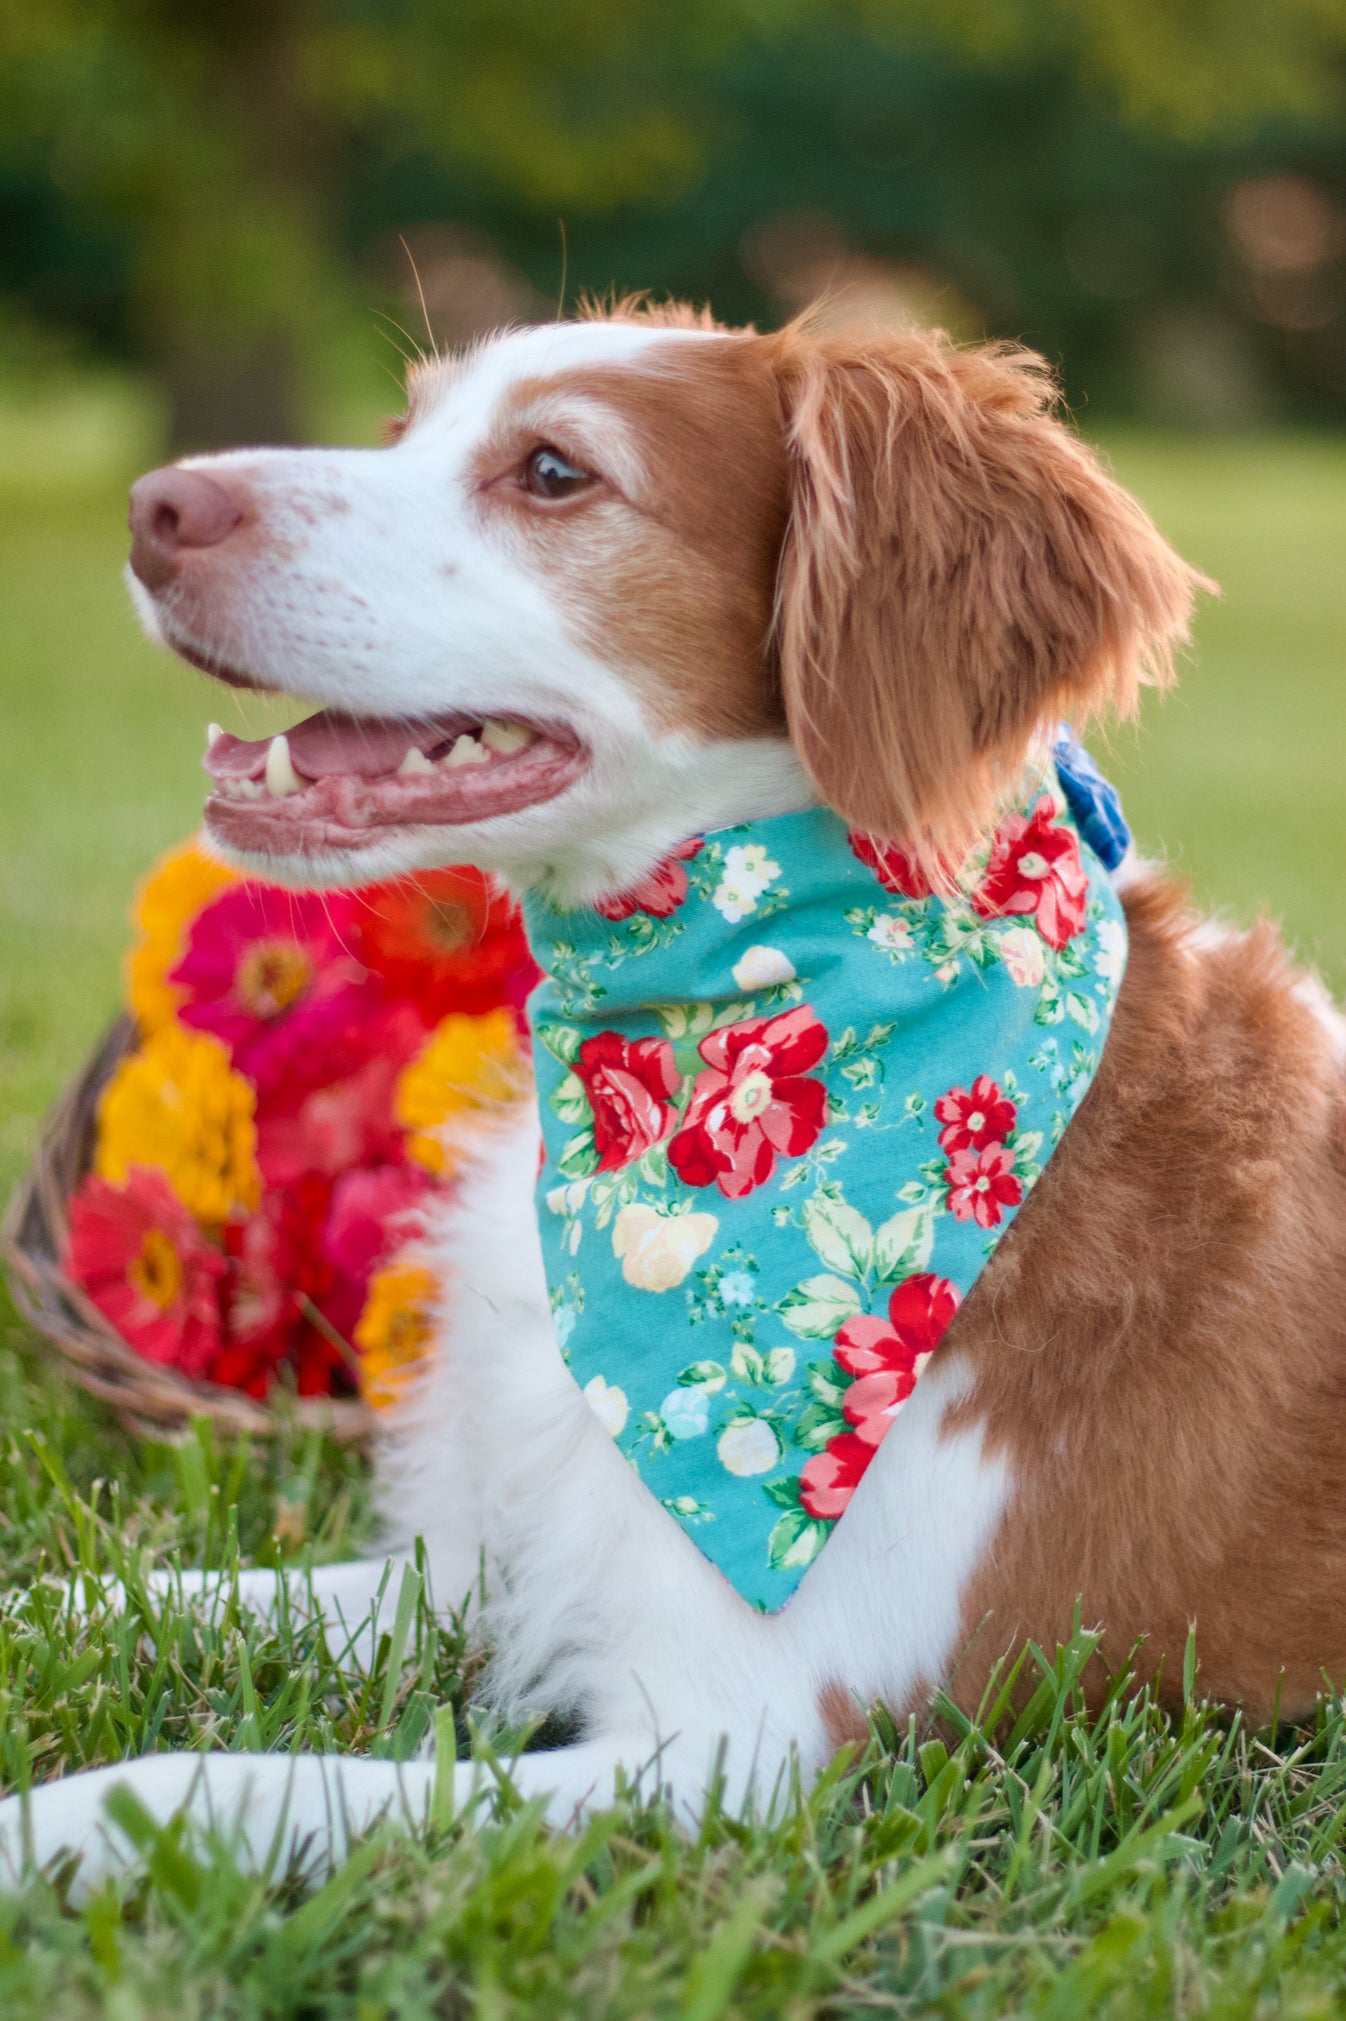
[58,838,538,1415]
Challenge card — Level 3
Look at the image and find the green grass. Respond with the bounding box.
[1,421,1345,2013]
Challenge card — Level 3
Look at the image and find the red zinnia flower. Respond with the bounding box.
[799,1272,961,1521]
[934,1075,1017,1156]
[593,839,703,921]
[218,1172,368,1398]
[170,883,370,1094]
[945,1143,1023,1227]
[575,1032,681,1171]
[848,831,934,899]
[668,1006,828,1200]
[973,799,1088,951]
[253,1001,427,1187]
[357,867,540,1024]
[323,1162,432,1286]
[65,1167,224,1378]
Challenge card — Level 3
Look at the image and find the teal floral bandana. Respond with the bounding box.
[523,759,1128,1611]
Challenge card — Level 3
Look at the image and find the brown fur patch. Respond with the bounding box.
[933,874,1346,1724]
[475,336,792,740]
[817,1679,871,1755]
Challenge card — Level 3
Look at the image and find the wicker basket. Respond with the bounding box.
[2,1016,375,1441]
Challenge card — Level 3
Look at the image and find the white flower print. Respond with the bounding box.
[718,1269,757,1308]
[998,925,1047,988]
[660,1387,711,1440]
[717,1418,780,1476]
[1094,916,1126,985]
[612,1204,718,1291]
[713,844,781,924]
[732,943,796,989]
[866,914,914,956]
[583,1375,629,1437]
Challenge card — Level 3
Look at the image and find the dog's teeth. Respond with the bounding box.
[264,733,304,798]
[444,733,490,768]
[481,719,534,756]
[237,778,265,800]
[207,722,224,749]
[397,747,435,777]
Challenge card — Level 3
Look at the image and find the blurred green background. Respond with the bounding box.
[1,0,1345,1200]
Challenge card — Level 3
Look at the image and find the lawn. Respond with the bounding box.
[1,416,1345,2015]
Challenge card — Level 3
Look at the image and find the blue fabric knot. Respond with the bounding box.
[1053,725,1132,872]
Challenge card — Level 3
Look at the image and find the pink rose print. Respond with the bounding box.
[973,799,1088,951]
[848,830,934,899]
[797,1432,871,1521]
[575,1032,681,1172]
[593,838,703,921]
[668,1006,828,1200]
[800,1273,961,1521]
[945,1143,1023,1228]
[934,1075,1017,1156]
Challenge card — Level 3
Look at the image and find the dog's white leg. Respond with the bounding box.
[0,1749,438,1899]
[140,1557,416,1670]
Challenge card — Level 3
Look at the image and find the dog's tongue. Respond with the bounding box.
[206,709,442,782]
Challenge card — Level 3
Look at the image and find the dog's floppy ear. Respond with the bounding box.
[769,323,1211,864]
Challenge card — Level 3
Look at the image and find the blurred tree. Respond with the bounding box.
[0,0,1344,444]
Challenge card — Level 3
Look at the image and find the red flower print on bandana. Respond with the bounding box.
[799,1272,961,1520]
[576,1032,681,1171]
[668,1006,828,1200]
[934,1075,1017,1156]
[945,1143,1023,1228]
[973,799,1088,950]
[848,831,934,900]
[593,839,704,921]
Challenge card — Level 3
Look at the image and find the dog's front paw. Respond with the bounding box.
[0,1764,147,1895]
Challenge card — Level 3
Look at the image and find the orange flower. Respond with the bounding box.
[354,1261,440,1410]
[394,1008,529,1176]
[125,837,238,1034]
[357,867,539,1024]
[95,1024,261,1224]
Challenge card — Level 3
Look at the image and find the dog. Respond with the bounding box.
[5,299,1346,1893]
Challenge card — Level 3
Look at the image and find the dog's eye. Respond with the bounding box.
[523,446,592,500]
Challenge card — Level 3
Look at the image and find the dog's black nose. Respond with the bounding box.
[128,466,245,591]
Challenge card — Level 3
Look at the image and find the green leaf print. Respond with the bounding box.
[873,1204,935,1284]
[549,1070,589,1125]
[767,1504,828,1573]
[679,1360,728,1392]
[778,1274,864,1339]
[538,1022,583,1066]
[803,1194,874,1279]
[557,1126,600,1179]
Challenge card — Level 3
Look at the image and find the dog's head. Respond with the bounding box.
[128,302,1207,904]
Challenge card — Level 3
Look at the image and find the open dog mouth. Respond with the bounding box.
[203,706,588,854]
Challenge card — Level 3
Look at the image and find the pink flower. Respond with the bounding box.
[323,1163,432,1286]
[798,1433,872,1521]
[668,1006,828,1200]
[945,1143,1023,1227]
[170,883,372,1094]
[934,1075,1017,1156]
[593,839,703,921]
[575,1032,681,1171]
[65,1167,223,1377]
[974,799,1088,951]
[253,1003,427,1187]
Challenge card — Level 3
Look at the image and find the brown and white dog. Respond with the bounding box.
[5,301,1346,1889]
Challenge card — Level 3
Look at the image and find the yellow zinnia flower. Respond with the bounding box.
[95,1024,261,1225]
[394,1007,529,1176]
[354,1261,440,1411]
[125,836,238,1034]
